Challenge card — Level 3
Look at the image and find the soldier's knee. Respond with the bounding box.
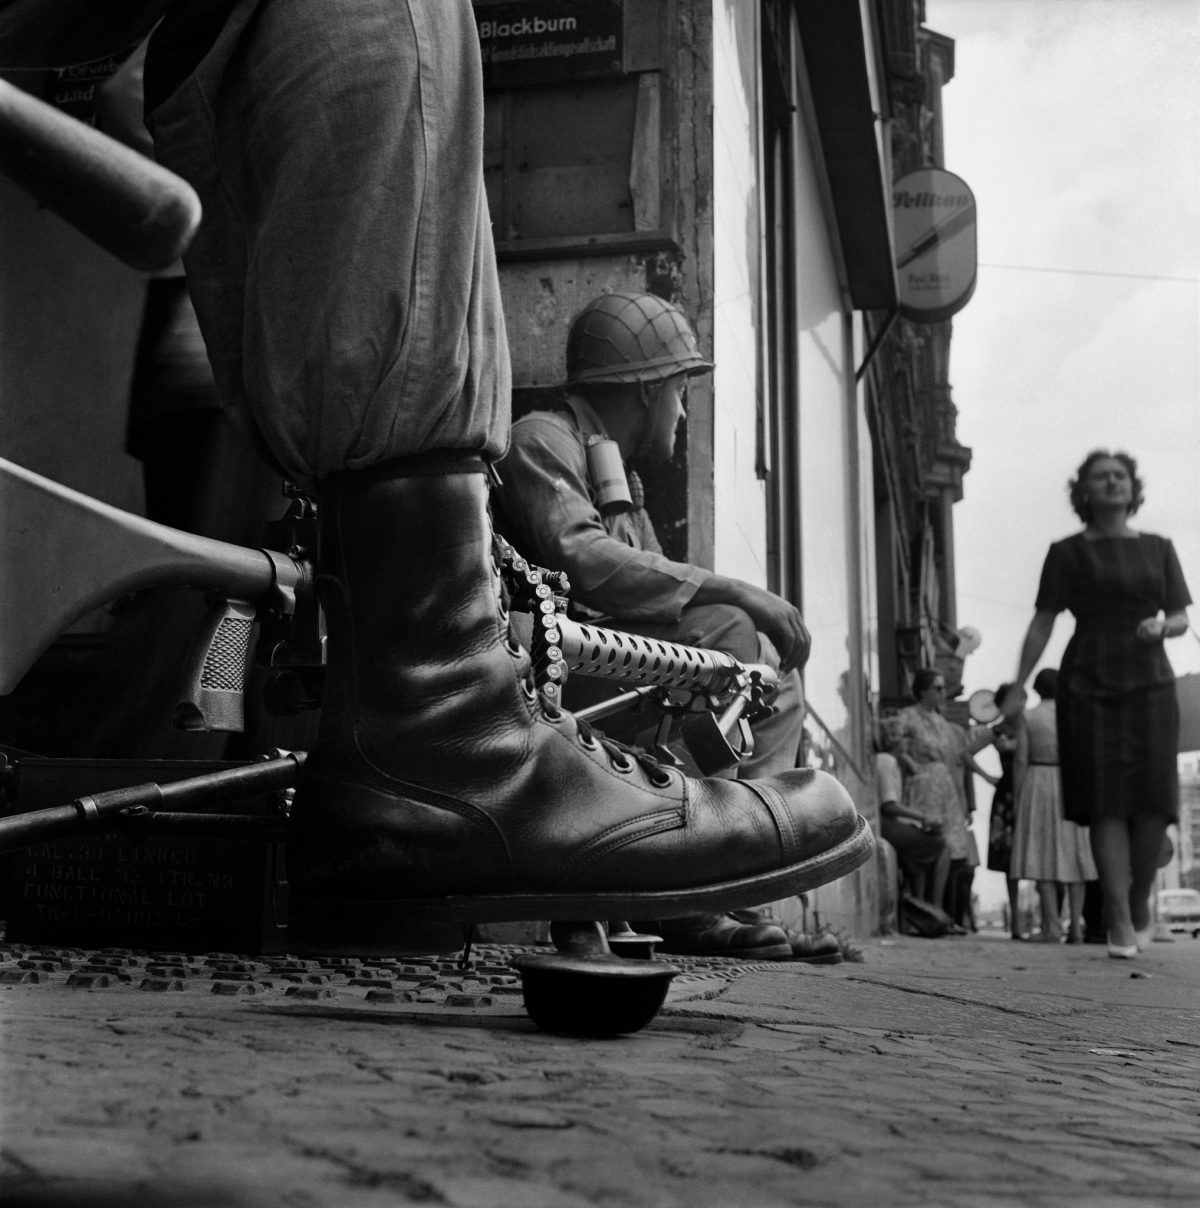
[676,602,759,663]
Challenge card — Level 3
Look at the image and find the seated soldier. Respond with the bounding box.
[496,291,842,963]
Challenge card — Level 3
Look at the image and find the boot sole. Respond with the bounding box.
[288,814,875,955]
[657,941,793,960]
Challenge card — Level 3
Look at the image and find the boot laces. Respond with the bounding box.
[522,669,668,783]
[575,716,674,787]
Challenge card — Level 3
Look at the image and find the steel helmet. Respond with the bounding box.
[565,291,713,386]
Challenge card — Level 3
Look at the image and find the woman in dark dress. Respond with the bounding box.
[1015,451,1191,959]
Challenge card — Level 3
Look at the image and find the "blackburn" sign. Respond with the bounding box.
[475,1,624,89]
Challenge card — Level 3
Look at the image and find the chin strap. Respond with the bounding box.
[631,380,660,460]
[626,467,645,510]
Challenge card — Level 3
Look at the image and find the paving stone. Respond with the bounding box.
[62,972,117,988]
[364,989,415,1004]
[211,980,263,996]
[144,964,190,978]
[444,993,493,1007]
[139,977,186,992]
[282,985,335,1000]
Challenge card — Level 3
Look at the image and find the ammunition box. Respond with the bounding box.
[3,759,287,954]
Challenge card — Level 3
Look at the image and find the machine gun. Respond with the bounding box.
[0,456,777,837]
[495,534,778,776]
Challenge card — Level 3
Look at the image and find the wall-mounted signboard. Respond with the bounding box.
[476,0,624,89]
[893,168,977,323]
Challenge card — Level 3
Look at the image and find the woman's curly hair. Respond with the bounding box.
[1068,449,1144,523]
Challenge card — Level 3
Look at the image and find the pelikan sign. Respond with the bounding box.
[893,168,977,323]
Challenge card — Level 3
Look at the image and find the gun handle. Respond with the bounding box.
[679,712,743,776]
[0,457,293,696]
[173,598,256,733]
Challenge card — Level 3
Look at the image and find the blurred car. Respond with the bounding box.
[1156,888,1200,938]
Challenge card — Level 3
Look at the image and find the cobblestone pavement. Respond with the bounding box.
[2,931,1199,1207]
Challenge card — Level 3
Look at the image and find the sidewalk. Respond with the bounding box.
[2,928,1199,1207]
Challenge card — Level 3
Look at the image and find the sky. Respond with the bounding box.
[922,0,1200,906]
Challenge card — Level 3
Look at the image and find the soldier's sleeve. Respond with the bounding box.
[496,413,708,622]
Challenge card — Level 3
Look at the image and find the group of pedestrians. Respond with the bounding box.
[881,449,1191,958]
[879,449,1191,957]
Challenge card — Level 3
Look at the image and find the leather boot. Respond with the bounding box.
[286,455,873,950]
[649,914,793,960]
[729,909,844,964]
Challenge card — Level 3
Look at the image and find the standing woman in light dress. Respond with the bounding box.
[895,668,999,917]
[1014,451,1191,959]
[1010,668,1097,942]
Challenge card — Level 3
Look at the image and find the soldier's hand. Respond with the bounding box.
[733,584,811,673]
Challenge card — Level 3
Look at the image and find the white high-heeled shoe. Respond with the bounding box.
[1107,932,1138,960]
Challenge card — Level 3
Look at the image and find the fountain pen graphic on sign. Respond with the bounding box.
[896,198,977,269]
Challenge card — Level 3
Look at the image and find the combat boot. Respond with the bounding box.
[286,455,873,951]
[648,914,793,960]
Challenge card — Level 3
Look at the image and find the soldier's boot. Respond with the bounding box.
[286,455,874,952]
